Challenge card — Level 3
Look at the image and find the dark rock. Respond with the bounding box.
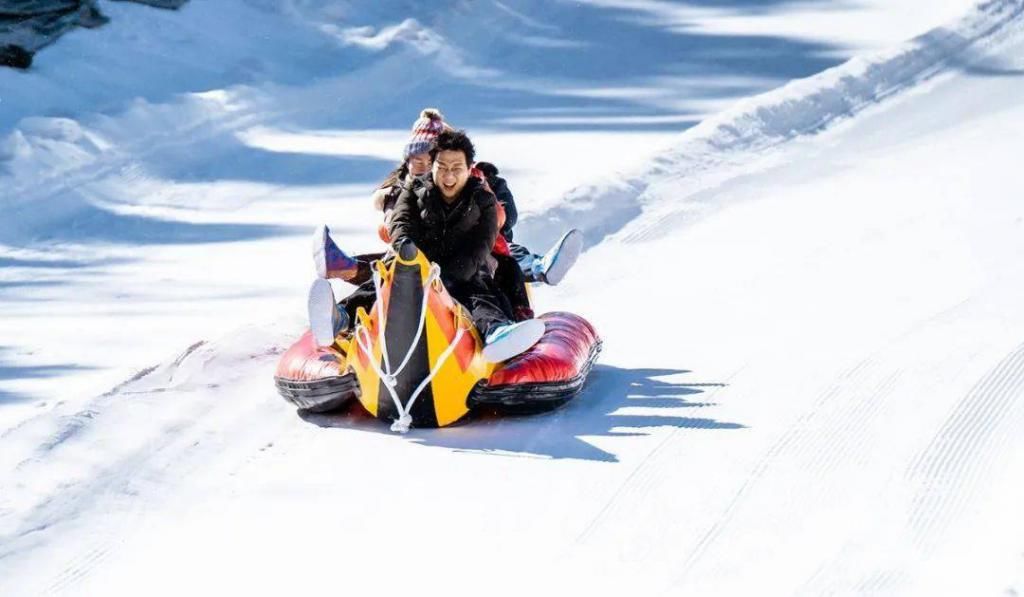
[112,0,189,7]
[78,4,110,28]
[0,44,33,69]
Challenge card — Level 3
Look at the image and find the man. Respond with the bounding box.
[311,109,582,295]
[309,129,545,363]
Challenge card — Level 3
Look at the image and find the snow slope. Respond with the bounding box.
[3,0,1024,595]
[1,0,974,429]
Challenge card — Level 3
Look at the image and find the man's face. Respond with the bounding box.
[407,152,432,177]
[432,149,470,201]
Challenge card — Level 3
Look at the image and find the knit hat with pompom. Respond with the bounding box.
[403,108,450,160]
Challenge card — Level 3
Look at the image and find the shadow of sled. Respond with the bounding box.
[301,365,744,462]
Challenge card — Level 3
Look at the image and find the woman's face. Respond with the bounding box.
[408,152,433,177]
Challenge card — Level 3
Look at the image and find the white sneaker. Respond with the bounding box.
[482,319,545,363]
[539,229,583,286]
[312,225,329,279]
[308,278,348,347]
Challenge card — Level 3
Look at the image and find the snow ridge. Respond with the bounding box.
[518,0,1024,249]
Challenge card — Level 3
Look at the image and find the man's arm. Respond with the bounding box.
[387,184,420,249]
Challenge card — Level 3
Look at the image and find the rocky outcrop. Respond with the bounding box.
[0,0,188,69]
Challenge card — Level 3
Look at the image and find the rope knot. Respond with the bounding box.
[391,413,413,434]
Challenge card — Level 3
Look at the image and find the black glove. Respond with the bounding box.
[392,237,418,260]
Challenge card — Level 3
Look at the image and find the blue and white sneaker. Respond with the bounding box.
[482,319,545,363]
[312,224,358,280]
[535,228,583,286]
[308,278,349,347]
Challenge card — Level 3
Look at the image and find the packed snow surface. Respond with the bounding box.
[2,0,1024,595]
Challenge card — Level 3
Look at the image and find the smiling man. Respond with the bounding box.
[387,129,545,362]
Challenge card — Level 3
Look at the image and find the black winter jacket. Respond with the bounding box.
[490,175,517,241]
[388,176,499,284]
[476,162,517,241]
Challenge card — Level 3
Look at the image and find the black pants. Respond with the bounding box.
[338,266,514,338]
[446,275,515,338]
[333,252,386,327]
[350,252,385,285]
[338,278,379,327]
[492,252,532,320]
[508,242,541,282]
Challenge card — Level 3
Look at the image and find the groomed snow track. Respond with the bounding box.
[3,1,1024,595]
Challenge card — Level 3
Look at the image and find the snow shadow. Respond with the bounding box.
[0,347,96,405]
[949,42,1024,78]
[302,365,743,462]
[290,0,846,134]
[0,279,62,293]
[52,215,301,246]
[2,199,307,247]
[0,256,122,269]
[138,137,397,187]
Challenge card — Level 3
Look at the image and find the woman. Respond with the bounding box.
[312,109,447,284]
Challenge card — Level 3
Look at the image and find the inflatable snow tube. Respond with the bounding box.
[469,312,601,414]
[274,243,600,431]
[274,330,359,413]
